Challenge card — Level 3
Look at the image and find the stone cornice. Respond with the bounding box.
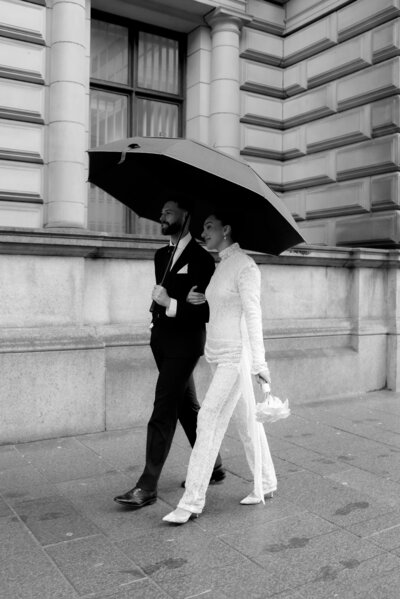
[205,6,253,30]
[1,228,399,268]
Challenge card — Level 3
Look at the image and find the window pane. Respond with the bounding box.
[90,90,128,146]
[89,90,129,233]
[91,20,128,84]
[137,32,179,94]
[136,99,179,137]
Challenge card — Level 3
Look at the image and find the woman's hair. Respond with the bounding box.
[209,209,238,242]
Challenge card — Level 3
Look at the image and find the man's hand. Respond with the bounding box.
[152,285,171,308]
[186,285,206,305]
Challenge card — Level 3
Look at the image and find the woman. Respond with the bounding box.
[163,211,277,524]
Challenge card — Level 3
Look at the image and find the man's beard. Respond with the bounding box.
[161,221,182,236]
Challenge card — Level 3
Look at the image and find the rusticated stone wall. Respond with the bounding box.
[0,0,90,229]
[240,0,400,247]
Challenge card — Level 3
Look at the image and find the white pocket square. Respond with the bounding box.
[176,265,188,274]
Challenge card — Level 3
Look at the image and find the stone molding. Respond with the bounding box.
[285,0,349,34]
[0,23,45,45]
[245,0,285,36]
[0,65,44,85]
[336,134,400,181]
[372,18,400,63]
[0,149,43,163]
[240,28,283,65]
[336,211,400,246]
[2,227,399,268]
[0,191,43,203]
[337,57,400,112]
[240,11,400,75]
[305,179,370,220]
[338,0,400,42]
[240,60,284,98]
[284,13,338,66]
[0,324,151,354]
[371,172,400,211]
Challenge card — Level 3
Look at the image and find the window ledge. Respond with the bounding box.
[0,227,162,259]
[0,227,399,268]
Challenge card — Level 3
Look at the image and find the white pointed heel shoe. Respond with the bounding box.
[240,490,275,505]
[162,508,198,524]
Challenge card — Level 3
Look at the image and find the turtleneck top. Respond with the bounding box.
[204,243,268,374]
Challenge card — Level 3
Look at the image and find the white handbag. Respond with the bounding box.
[255,383,291,423]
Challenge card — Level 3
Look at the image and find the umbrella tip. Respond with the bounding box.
[118,143,140,164]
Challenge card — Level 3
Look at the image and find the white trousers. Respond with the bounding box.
[178,363,277,513]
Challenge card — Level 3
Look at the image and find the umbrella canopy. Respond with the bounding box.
[88,136,305,255]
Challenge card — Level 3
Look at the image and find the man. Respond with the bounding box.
[114,196,225,509]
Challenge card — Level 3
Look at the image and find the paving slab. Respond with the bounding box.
[223,451,304,481]
[277,470,392,526]
[0,515,78,599]
[0,464,56,501]
[0,496,13,516]
[16,436,118,483]
[336,447,400,482]
[0,444,28,470]
[56,471,176,539]
[78,428,147,469]
[219,512,338,558]
[294,404,400,449]
[89,578,174,598]
[117,524,243,584]
[270,441,353,477]
[347,508,400,541]
[45,534,146,596]
[327,466,400,508]
[155,557,288,599]
[12,494,102,545]
[298,552,400,599]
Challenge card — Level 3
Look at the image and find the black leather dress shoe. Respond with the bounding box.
[181,468,226,489]
[114,487,157,509]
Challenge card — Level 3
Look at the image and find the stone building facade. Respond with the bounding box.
[1,0,400,442]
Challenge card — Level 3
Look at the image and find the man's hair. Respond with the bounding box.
[164,193,192,214]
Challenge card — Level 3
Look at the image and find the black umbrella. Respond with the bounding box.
[88,136,305,255]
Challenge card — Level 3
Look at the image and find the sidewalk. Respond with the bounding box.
[1,390,400,599]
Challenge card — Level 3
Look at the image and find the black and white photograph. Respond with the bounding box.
[1,0,400,598]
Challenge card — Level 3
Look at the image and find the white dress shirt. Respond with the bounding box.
[165,233,192,317]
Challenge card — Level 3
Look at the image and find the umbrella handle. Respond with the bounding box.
[149,261,171,313]
[261,382,271,394]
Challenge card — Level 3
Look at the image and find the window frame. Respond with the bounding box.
[90,9,186,141]
[89,10,187,236]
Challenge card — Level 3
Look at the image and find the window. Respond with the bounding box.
[89,15,184,234]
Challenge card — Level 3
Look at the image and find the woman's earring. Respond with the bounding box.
[223,234,227,240]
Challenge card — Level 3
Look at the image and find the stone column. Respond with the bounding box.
[45,0,88,228]
[206,7,251,158]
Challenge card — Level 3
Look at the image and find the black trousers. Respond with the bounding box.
[137,341,223,491]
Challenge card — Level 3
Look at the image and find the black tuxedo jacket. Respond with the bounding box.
[151,238,215,358]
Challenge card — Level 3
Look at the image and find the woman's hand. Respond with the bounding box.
[186,285,206,305]
[256,367,271,386]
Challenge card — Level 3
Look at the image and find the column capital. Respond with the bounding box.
[205,6,253,32]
